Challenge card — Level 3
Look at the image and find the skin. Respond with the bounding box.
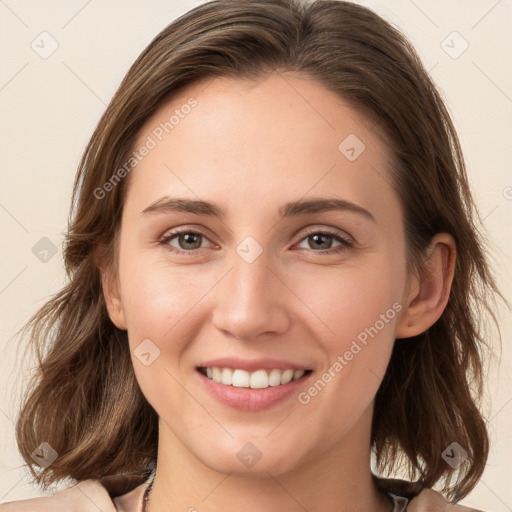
[101,72,456,512]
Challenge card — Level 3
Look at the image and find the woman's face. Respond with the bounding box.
[105,72,413,476]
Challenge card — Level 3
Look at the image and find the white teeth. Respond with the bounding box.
[212,367,222,383]
[293,369,305,381]
[268,369,282,386]
[232,369,250,387]
[280,369,294,384]
[221,368,233,385]
[202,367,308,389]
[250,369,268,389]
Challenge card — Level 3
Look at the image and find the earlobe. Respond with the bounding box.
[395,233,456,339]
[98,263,127,331]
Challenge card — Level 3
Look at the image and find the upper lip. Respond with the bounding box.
[197,357,313,373]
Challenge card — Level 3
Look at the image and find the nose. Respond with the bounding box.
[211,244,290,341]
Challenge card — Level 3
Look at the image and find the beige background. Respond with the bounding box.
[0,0,511,509]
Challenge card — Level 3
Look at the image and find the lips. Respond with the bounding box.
[195,365,314,411]
[194,356,315,411]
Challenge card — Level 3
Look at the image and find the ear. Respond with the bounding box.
[96,249,127,331]
[395,233,456,339]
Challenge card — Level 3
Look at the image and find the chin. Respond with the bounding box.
[194,439,306,478]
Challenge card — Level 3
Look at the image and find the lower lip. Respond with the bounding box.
[195,369,313,412]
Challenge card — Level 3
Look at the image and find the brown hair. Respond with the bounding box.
[14,0,504,501]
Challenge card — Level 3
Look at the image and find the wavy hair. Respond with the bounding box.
[13,0,504,501]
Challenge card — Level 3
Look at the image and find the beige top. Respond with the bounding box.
[0,475,486,512]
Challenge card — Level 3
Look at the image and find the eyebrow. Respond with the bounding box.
[141,196,376,222]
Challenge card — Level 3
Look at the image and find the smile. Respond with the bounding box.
[198,367,312,389]
[196,366,314,411]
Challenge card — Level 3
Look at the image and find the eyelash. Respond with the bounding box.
[158,227,354,256]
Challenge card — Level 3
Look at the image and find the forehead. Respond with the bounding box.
[126,72,397,220]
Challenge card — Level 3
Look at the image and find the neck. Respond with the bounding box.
[146,405,392,512]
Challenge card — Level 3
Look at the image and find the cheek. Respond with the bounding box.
[118,254,206,411]
[292,258,405,343]
[293,267,403,431]
[290,250,406,403]
[118,248,201,341]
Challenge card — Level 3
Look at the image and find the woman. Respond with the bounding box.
[2,0,503,511]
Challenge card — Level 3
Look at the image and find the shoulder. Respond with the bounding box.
[374,476,486,512]
[408,488,486,512]
[0,476,150,512]
[0,479,117,512]
[1,475,485,512]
